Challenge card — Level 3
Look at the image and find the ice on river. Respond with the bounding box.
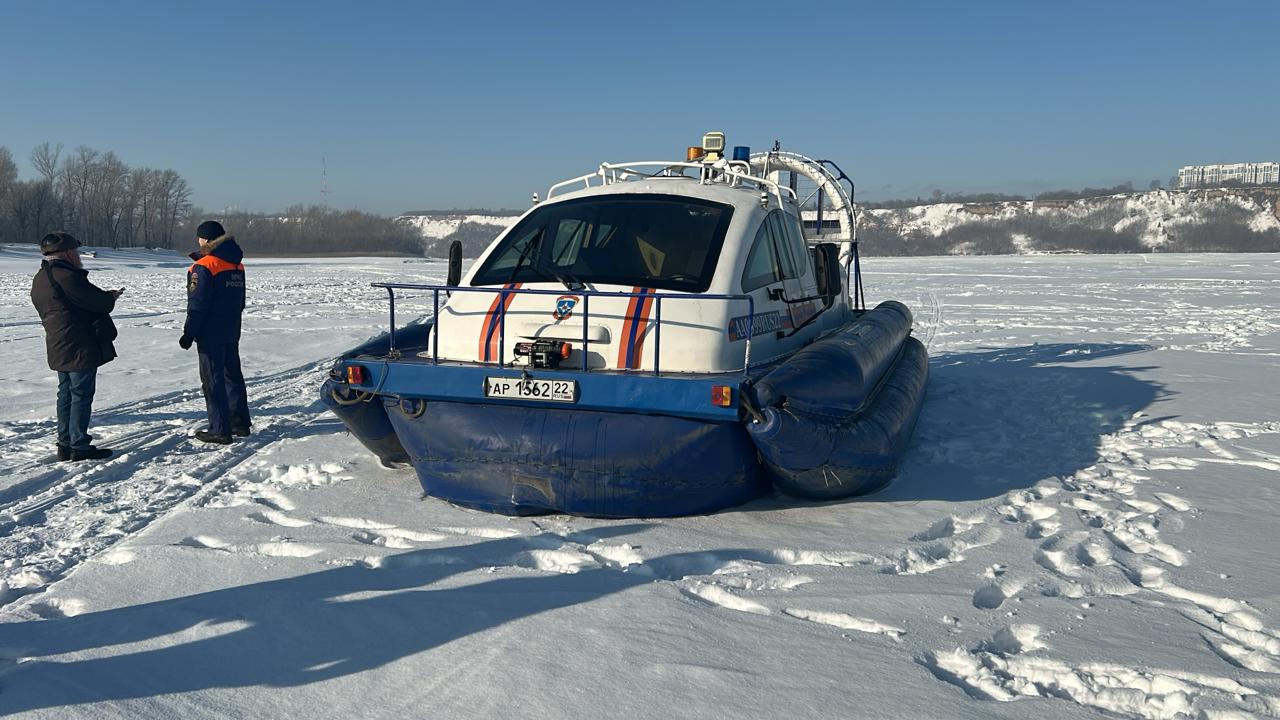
[2,245,1279,719]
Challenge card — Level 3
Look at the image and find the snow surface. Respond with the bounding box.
[2,245,1280,719]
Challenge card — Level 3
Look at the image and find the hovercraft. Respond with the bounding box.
[322,134,927,517]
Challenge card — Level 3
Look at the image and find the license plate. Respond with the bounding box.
[484,376,577,403]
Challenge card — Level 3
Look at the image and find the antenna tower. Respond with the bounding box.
[321,157,329,207]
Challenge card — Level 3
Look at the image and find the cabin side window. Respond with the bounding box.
[779,211,809,279]
[742,211,789,293]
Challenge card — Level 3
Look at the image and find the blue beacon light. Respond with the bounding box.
[732,146,751,162]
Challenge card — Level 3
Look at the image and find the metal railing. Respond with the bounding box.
[546,160,799,209]
[371,283,756,377]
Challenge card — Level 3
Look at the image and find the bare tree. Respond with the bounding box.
[7,180,56,244]
[59,146,101,242]
[0,147,16,195]
[0,147,16,239]
[30,142,62,184]
[29,142,65,229]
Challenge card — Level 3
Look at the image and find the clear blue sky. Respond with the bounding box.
[2,0,1276,215]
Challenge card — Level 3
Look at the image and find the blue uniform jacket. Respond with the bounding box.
[184,236,246,345]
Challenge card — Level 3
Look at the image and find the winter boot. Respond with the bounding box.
[56,444,71,462]
[195,430,233,445]
[70,446,113,462]
[232,426,251,437]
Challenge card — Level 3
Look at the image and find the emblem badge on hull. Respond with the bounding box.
[552,295,578,321]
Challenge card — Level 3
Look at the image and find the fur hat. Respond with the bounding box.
[40,231,80,255]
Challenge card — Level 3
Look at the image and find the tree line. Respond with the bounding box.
[0,143,193,248]
[0,143,424,256]
[196,206,423,256]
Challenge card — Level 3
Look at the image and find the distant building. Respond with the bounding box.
[1177,162,1279,188]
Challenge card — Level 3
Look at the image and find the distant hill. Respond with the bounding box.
[397,212,520,257]
[399,187,1280,258]
[855,187,1280,255]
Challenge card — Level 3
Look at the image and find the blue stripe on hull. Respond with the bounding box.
[344,361,743,423]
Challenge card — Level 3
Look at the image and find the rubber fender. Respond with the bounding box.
[748,336,928,499]
[384,399,768,517]
[320,378,409,466]
[318,322,433,465]
[750,301,913,419]
[339,321,434,360]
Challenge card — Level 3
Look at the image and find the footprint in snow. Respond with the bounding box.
[783,608,904,641]
[433,526,521,539]
[246,509,312,528]
[889,525,1002,576]
[911,513,986,542]
[248,542,324,559]
[922,641,1272,717]
[176,535,322,558]
[95,547,137,565]
[515,548,599,574]
[972,577,1027,610]
[26,597,89,619]
[680,581,770,616]
[351,527,448,549]
[1154,492,1192,512]
[317,516,397,531]
[178,535,231,550]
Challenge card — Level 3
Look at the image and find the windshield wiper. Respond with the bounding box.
[505,227,545,285]
[504,227,588,291]
[534,256,586,291]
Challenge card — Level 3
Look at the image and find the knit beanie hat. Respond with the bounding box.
[197,220,226,240]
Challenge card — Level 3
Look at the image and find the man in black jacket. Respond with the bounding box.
[179,220,250,445]
[30,232,121,462]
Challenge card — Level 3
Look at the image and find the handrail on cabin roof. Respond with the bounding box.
[546,160,798,209]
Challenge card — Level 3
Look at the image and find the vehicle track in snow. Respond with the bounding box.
[0,359,331,610]
[919,289,940,350]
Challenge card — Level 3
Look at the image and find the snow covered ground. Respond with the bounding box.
[1,245,1279,719]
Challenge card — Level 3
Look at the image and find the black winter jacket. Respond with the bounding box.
[184,236,246,346]
[30,259,118,372]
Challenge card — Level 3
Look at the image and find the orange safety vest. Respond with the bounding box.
[190,255,245,276]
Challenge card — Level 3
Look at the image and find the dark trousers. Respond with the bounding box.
[197,342,250,436]
[56,368,98,450]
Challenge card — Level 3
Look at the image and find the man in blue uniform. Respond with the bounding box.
[179,220,250,444]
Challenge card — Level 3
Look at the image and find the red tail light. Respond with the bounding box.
[346,365,367,384]
[711,385,733,407]
[560,342,572,359]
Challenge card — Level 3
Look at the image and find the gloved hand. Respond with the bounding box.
[179,334,193,350]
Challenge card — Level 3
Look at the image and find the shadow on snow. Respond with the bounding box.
[0,526,801,713]
[740,342,1166,509]
[0,527,623,710]
[873,341,1165,503]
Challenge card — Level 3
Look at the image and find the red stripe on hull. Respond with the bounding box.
[478,283,521,363]
[616,287,655,370]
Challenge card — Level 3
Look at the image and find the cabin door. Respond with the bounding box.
[740,210,808,364]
